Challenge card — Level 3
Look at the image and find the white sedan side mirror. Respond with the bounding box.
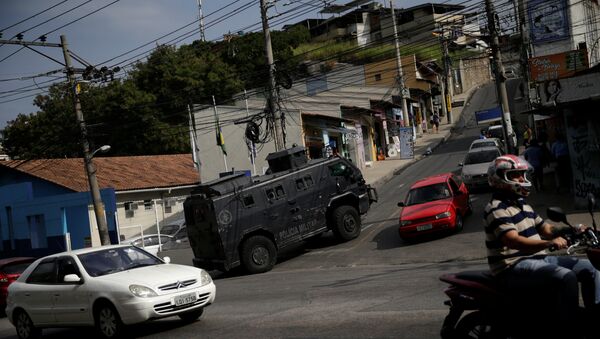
[64,274,82,283]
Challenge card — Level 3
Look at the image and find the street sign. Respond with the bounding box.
[475,106,502,125]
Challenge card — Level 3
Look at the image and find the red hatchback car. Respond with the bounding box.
[0,257,36,313]
[397,173,471,239]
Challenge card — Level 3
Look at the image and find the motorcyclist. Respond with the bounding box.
[484,154,600,335]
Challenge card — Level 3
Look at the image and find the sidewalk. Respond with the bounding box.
[362,88,474,191]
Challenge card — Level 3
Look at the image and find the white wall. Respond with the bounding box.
[192,105,303,183]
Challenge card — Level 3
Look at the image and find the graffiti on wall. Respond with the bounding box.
[566,108,600,204]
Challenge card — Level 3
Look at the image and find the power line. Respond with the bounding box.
[0,0,69,32]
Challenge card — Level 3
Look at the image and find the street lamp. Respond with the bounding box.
[91,145,111,158]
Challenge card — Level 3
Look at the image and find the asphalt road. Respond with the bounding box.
[0,90,499,338]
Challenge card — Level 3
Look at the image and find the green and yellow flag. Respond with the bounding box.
[213,96,227,156]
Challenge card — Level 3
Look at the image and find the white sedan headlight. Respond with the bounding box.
[435,211,452,219]
[129,284,157,298]
[200,270,213,286]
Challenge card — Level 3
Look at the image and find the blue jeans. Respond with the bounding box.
[501,255,600,328]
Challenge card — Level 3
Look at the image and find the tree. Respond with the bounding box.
[218,26,310,90]
[1,27,309,159]
[131,44,242,123]
[2,85,81,159]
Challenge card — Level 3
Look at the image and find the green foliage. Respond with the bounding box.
[2,85,81,159]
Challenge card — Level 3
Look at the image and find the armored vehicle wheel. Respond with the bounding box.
[241,235,277,274]
[332,206,361,241]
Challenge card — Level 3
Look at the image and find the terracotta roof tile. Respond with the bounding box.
[1,154,200,192]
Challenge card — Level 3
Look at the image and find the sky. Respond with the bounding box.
[0,0,441,129]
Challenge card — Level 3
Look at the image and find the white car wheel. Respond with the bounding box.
[95,303,123,338]
[14,310,41,339]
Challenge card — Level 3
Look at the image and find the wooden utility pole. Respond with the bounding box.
[260,0,284,151]
[60,35,111,245]
[485,0,515,154]
[390,1,410,128]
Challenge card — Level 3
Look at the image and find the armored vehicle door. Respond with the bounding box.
[321,159,356,199]
[290,171,327,238]
[263,181,296,246]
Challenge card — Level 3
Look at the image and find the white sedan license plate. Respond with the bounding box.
[174,292,197,306]
[416,224,433,231]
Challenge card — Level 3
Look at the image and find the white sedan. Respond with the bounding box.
[6,245,216,339]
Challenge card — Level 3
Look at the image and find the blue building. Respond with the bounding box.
[0,173,117,258]
[0,155,199,258]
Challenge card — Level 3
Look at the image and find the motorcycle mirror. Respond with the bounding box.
[547,207,568,224]
[588,193,596,214]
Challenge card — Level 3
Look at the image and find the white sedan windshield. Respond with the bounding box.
[464,150,499,165]
[78,246,163,277]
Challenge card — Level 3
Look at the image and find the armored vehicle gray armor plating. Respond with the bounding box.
[183,146,377,274]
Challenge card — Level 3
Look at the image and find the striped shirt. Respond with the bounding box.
[484,192,547,275]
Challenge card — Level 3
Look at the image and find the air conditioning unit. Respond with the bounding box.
[164,199,175,208]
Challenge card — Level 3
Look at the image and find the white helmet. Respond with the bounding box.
[488,154,533,196]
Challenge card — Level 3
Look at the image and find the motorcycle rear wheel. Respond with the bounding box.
[455,311,501,339]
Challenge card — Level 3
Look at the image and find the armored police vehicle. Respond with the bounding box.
[183,146,377,274]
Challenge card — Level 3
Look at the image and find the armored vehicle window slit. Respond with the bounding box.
[296,179,306,190]
[242,194,255,207]
[275,185,285,198]
[266,188,276,201]
[329,163,349,177]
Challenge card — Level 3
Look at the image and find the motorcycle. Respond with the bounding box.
[439,193,599,339]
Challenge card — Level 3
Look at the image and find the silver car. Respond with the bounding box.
[459,146,502,190]
[468,138,504,152]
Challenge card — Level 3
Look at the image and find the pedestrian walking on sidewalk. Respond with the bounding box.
[523,139,544,192]
[523,124,533,147]
[431,113,440,133]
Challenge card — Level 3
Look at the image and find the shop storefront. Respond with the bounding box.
[301,113,358,161]
[532,72,600,208]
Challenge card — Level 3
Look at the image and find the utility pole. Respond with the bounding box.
[60,35,111,245]
[0,35,112,245]
[260,0,283,151]
[442,35,453,124]
[390,1,410,128]
[517,0,534,138]
[485,0,515,154]
[433,25,450,123]
[197,0,206,42]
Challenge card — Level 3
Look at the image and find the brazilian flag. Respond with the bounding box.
[215,116,227,156]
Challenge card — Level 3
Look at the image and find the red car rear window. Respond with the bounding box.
[2,262,34,275]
